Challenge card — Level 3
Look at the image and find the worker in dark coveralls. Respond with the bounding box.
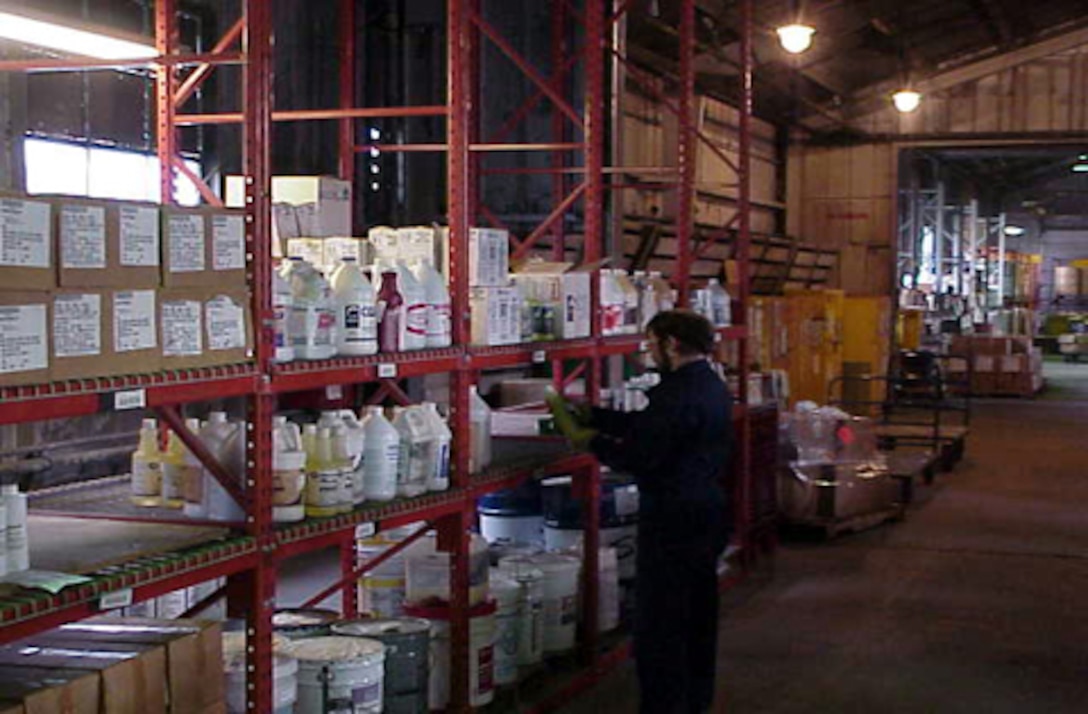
[548,310,733,713]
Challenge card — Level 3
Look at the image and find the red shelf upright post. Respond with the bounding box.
[338,0,357,187]
[736,0,755,559]
[675,0,697,307]
[156,0,177,206]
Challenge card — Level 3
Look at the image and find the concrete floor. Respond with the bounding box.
[560,361,1088,714]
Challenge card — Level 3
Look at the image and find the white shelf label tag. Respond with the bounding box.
[532,350,546,364]
[355,522,376,539]
[714,332,723,343]
[100,588,134,610]
[114,389,147,411]
[378,363,397,379]
[325,385,343,400]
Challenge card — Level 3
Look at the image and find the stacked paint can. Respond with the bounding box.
[403,601,497,709]
[222,632,298,714]
[333,618,431,714]
[282,636,387,713]
[499,552,580,655]
[476,479,545,547]
[272,608,340,640]
[357,529,412,617]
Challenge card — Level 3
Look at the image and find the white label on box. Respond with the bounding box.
[60,205,107,269]
[119,205,160,267]
[396,227,435,264]
[212,214,246,271]
[168,214,205,273]
[369,227,399,264]
[1,198,51,268]
[285,238,325,268]
[323,237,362,266]
[114,290,157,352]
[54,293,102,358]
[162,299,203,356]
[206,296,245,350]
[0,304,47,374]
[469,228,509,287]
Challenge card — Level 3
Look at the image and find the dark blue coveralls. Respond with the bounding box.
[590,359,734,714]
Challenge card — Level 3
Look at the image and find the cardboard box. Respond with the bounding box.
[284,237,325,268]
[271,176,352,237]
[469,228,509,287]
[111,289,161,375]
[999,354,1027,374]
[203,291,253,366]
[61,618,225,714]
[0,638,167,714]
[0,667,100,714]
[1,195,54,291]
[368,226,399,266]
[512,261,593,339]
[0,292,50,387]
[396,226,445,268]
[53,198,160,289]
[159,289,208,370]
[162,208,246,288]
[971,372,997,395]
[51,290,107,381]
[470,285,521,346]
[322,237,369,269]
[973,354,995,373]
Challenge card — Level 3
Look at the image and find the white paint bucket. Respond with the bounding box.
[494,559,545,666]
[286,636,386,713]
[502,553,579,654]
[480,513,545,547]
[222,632,298,714]
[489,572,521,686]
[403,600,496,709]
[597,546,620,633]
[543,523,639,582]
[331,618,431,714]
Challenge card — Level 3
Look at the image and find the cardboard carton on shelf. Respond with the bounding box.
[110,289,161,376]
[162,288,252,370]
[161,208,246,289]
[469,227,510,287]
[511,260,598,340]
[470,285,521,346]
[203,290,253,367]
[0,666,100,714]
[271,176,352,237]
[0,291,50,388]
[51,289,108,381]
[53,197,160,289]
[0,194,54,291]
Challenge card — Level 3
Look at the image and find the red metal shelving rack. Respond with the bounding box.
[0,0,757,710]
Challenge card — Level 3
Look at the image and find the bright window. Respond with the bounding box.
[24,137,202,206]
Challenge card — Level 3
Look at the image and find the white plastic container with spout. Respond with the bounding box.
[412,260,452,348]
[131,418,163,507]
[331,424,355,513]
[362,406,400,502]
[392,407,431,498]
[176,417,204,516]
[305,426,345,518]
[469,386,493,474]
[3,484,28,573]
[707,278,731,327]
[283,257,337,360]
[423,403,451,492]
[190,412,245,522]
[272,265,295,363]
[273,416,306,523]
[331,256,379,356]
[397,261,428,351]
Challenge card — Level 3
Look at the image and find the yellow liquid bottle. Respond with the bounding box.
[131,418,163,507]
[304,425,341,518]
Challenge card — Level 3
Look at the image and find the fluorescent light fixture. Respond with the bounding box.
[1003,225,1026,236]
[0,10,156,60]
[776,24,815,54]
[1079,154,1088,161]
[892,89,922,113]
[1072,164,1088,173]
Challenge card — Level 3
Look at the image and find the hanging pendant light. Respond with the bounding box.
[776,23,815,54]
[892,89,922,113]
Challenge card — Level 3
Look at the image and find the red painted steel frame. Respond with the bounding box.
[737,0,755,561]
[675,0,697,305]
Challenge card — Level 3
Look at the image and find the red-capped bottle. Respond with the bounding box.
[377,269,404,352]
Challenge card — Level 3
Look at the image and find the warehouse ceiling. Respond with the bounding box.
[627,0,1088,136]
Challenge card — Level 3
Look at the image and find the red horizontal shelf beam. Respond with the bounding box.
[268,349,461,394]
[176,105,448,125]
[466,339,598,370]
[598,335,645,357]
[716,325,748,341]
[0,51,245,73]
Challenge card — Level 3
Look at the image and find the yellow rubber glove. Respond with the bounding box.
[546,392,598,450]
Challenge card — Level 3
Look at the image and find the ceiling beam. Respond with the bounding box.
[969,0,1015,49]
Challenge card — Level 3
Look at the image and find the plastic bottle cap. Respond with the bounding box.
[342,256,356,262]
[208,412,228,423]
[273,415,287,426]
[303,424,318,434]
[1,484,18,495]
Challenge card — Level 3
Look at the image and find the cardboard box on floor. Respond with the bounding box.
[59,617,225,714]
[0,666,100,714]
[161,208,246,289]
[0,193,54,291]
[0,291,51,388]
[52,197,160,289]
[0,638,167,714]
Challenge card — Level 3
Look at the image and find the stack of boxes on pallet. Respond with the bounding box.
[949,335,1044,397]
[0,618,224,714]
[0,193,252,388]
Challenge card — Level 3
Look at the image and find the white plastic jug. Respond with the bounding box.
[331,256,379,356]
[412,260,452,348]
[397,261,428,351]
[272,264,295,363]
[305,426,346,518]
[283,257,337,360]
[363,406,400,501]
[707,277,731,327]
[272,416,306,523]
[331,424,355,513]
[393,406,431,498]
[469,386,492,474]
[423,402,451,492]
[339,410,367,505]
[131,418,162,507]
[188,412,245,522]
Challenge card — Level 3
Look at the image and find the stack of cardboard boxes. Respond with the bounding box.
[0,193,253,388]
[949,335,1044,397]
[0,617,224,714]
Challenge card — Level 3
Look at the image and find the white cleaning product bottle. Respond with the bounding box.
[272,416,306,523]
[177,418,204,516]
[469,385,493,473]
[305,426,344,518]
[339,410,367,505]
[331,423,355,513]
[331,256,379,356]
[397,261,428,351]
[272,263,295,362]
[393,407,431,498]
[362,406,400,501]
[159,428,186,509]
[413,259,452,348]
[284,257,337,360]
[423,402,452,491]
[196,412,245,522]
[0,491,7,578]
[4,485,28,573]
[707,278,731,327]
[131,418,163,507]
